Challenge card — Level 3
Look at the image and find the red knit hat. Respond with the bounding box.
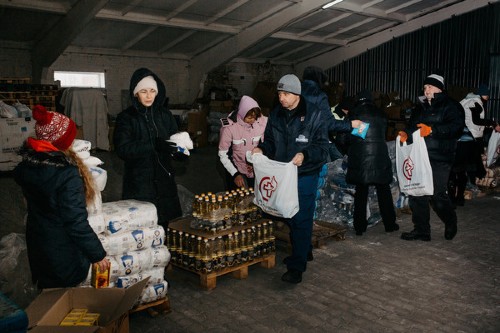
[32,105,77,151]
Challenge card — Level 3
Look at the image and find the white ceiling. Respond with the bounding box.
[0,0,493,76]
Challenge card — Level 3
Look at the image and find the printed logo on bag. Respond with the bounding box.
[402,157,414,180]
[121,255,134,275]
[259,176,278,202]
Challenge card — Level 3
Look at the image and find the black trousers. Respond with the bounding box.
[353,183,396,233]
[409,160,457,235]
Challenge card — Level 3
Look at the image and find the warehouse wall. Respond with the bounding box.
[325,3,500,120]
[0,44,31,78]
[48,53,191,116]
[0,45,290,116]
[0,47,191,115]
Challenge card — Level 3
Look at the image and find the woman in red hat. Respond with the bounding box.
[14,105,109,289]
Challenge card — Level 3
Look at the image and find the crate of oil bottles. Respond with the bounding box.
[189,188,262,232]
[167,188,276,289]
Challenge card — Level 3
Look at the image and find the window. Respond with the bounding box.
[54,71,105,88]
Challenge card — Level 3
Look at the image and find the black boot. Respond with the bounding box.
[384,223,400,233]
[444,222,457,240]
[401,229,431,241]
[281,269,302,284]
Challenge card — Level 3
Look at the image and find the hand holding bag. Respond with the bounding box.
[246,151,299,218]
[395,130,434,196]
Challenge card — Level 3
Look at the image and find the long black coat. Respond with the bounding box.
[114,68,181,226]
[346,100,393,185]
[14,150,106,288]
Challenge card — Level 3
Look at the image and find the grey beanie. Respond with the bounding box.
[277,74,301,95]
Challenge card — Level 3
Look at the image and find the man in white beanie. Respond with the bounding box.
[250,74,329,284]
[398,72,464,241]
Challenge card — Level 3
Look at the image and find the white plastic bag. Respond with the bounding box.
[487,131,500,167]
[246,152,299,218]
[0,100,18,118]
[168,131,194,156]
[395,130,434,196]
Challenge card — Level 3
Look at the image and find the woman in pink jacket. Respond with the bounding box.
[218,95,267,190]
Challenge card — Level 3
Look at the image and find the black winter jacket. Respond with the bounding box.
[301,79,352,136]
[404,93,464,162]
[346,100,393,185]
[14,150,106,289]
[113,68,182,225]
[258,97,328,176]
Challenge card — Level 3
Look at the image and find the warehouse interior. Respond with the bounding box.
[0,1,499,332]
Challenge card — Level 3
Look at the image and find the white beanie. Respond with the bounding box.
[133,76,158,95]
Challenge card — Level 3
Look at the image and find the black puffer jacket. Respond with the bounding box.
[14,150,106,289]
[113,68,181,225]
[404,92,464,162]
[346,100,393,185]
[258,97,328,176]
[301,72,352,136]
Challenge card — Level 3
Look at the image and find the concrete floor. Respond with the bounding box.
[128,146,499,333]
[1,145,499,332]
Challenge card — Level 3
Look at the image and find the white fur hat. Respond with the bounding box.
[133,76,158,95]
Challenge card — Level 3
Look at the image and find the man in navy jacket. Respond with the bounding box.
[251,74,329,284]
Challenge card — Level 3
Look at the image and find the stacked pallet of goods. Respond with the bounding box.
[75,139,170,306]
[167,188,276,289]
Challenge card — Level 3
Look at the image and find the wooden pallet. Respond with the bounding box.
[129,296,171,317]
[171,254,275,290]
[274,220,346,249]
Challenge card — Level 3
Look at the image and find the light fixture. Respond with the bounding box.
[322,0,344,9]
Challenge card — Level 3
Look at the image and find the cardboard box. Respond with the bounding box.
[0,117,35,171]
[187,110,208,147]
[26,278,149,333]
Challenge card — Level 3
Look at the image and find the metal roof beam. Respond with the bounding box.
[31,0,109,82]
[186,0,329,102]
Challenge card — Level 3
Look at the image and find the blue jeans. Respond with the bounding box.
[285,173,319,272]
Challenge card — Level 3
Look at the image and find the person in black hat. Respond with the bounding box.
[398,72,464,241]
[346,90,399,236]
[301,66,358,161]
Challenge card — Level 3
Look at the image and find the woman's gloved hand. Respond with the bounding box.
[155,137,177,154]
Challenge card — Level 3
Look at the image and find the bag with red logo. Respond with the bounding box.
[395,130,433,196]
[246,152,299,218]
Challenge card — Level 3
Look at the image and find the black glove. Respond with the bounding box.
[172,151,188,161]
[155,137,177,154]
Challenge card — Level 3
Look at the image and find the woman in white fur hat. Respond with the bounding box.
[114,68,183,228]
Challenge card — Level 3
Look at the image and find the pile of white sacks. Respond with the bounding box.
[73,139,171,305]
